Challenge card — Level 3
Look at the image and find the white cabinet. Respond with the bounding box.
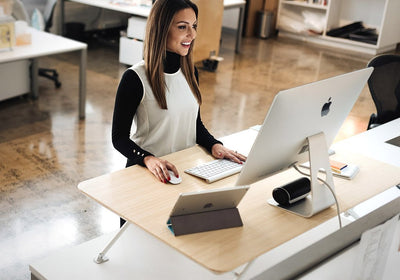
[276,0,400,55]
[119,16,146,66]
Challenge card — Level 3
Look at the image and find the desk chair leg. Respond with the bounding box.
[94,221,130,264]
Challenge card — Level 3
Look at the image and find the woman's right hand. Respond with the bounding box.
[143,155,179,184]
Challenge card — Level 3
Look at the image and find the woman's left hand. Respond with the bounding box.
[211,143,246,163]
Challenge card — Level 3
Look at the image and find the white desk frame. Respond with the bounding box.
[0,28,87,119]
[59,0,246,53]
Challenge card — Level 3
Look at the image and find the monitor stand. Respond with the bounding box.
[268,132,336,217]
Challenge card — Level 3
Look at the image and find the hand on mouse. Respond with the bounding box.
[143,156,179,183]
[211,143,247,163]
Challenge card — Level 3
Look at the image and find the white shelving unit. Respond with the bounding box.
[276,0,400,55]
[281,0,329,10]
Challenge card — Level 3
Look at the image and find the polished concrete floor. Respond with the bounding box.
[0,30,398,279]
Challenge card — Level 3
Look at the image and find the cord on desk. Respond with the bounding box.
[291,164,343,229]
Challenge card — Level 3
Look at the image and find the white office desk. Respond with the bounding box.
[62,0,151,17]
[297,118,400,279]
[30,120,400,279]
[0,28,87,119]
[332,118,400,167]
[60,0,246,53]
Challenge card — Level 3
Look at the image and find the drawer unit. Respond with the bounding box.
[127,16,147,41]
[119,36,143,65]
[0,59,30,101]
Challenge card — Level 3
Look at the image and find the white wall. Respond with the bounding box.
[339,0,385,28]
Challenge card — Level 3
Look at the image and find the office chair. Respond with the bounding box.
[38,0,61,88]
[15,0,61,88]
[12,0,29,22]
[366,54,400,130]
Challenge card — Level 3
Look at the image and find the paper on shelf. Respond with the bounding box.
[351,214,400,280]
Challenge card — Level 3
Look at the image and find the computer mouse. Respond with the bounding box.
[168,170,182,185]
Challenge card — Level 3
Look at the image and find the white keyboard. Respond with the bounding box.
[185,159,243,183]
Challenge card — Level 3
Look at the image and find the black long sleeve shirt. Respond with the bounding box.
[111,52,221,167]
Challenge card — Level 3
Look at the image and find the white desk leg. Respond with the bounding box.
[233,260,255,280]
[31,58,39,99]
[235,4,245,53]
[94,222,130,264]
[79,47,87,119]
[60,0,65,36]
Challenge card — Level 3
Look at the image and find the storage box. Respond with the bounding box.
[15,20,31,46]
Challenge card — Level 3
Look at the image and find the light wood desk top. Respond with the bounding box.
[78,134,400,273]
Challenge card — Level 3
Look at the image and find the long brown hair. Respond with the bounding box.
[144,0,202,109]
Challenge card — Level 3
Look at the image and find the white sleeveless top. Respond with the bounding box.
[129,61,199,157]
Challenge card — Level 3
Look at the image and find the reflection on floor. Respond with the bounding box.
[0,31,398,279]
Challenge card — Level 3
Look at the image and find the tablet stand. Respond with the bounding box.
[168,208,243,236]
[268,132,336,217]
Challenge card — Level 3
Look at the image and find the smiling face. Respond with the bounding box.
[166,8,197,56]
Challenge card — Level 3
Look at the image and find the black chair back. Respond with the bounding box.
[367,54,400,129]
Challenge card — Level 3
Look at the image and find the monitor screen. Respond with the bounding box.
[236,67,373,187]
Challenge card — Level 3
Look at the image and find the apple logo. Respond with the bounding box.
[321,97,332,117]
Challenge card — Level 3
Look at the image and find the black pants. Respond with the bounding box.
[120,218,126,227]
[119,158,142,227]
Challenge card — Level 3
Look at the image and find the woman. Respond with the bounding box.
[112,0,245,184]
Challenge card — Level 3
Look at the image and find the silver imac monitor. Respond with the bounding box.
[235,67,373,217]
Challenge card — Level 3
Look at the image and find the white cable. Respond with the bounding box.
[291,164,342,228]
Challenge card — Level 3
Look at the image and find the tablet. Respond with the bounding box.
[169,186,249,217]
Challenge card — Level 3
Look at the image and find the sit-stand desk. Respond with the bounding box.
[0,28,87,119]
[59,0,246,53]
[30,119,400,279]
